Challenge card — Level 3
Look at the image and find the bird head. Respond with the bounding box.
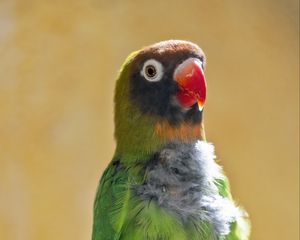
[114,40,207,160]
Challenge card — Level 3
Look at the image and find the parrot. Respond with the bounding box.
[92,40,250,240]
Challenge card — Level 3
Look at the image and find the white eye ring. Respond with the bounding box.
[141,59,164,82]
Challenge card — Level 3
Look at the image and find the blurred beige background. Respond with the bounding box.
[0,0,298,239]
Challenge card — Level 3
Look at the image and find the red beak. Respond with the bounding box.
[174,58,207,111]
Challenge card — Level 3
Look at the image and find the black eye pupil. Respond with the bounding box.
[146,65,156,77]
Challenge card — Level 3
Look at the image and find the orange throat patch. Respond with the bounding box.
[155,121,206,142]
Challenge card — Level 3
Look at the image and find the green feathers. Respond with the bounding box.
[114,51,164,163]
[92,40,250,240]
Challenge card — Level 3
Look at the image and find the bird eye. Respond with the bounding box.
[145,65,156,78]
[141,59,164,82]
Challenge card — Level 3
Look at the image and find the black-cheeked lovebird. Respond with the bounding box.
[92,40,250,240]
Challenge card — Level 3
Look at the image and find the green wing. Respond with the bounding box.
[92,161,116,240]
[92,159,132,240]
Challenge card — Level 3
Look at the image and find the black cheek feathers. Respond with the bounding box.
[130,67,179,118]
[129,55,203,126]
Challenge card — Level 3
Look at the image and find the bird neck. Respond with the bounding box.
[114,105,206,163]
[154,120,206,142]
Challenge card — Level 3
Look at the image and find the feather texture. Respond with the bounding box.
[92,142,250,240]
[92,40,250,240]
